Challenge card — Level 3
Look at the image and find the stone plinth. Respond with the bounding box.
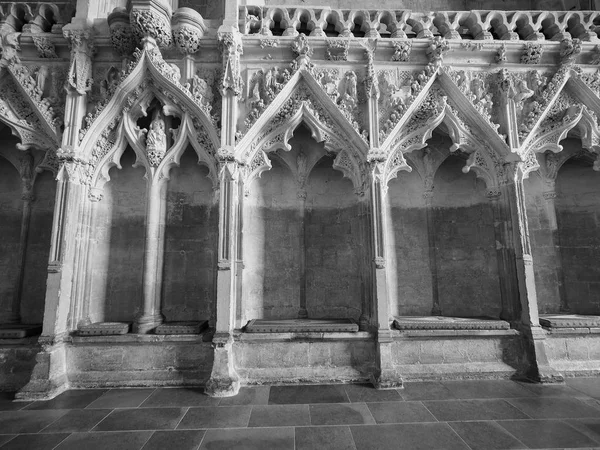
[0,324,42,338]
[245,319,359,333]
[393,316,510,331]
[77,322,131,336]
[155,320,208,335]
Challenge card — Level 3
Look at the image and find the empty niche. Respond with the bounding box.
[162,147,217,324]
[20,169,56,324]
[555,146,600,314]
[432,153,501,318]
[89,147,146,323]
[242,151,301,322]
[0,154,23,323]
[387,160,431,316]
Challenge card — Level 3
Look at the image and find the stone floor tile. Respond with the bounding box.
[498,419,599,449]
[218,386,270,406]
[422,399,530,421]
[350,423,470,450]
[40,409,111,433]
[343,384,402,403]
[440,380,536,399]
[140,430,206,450]
[25,389,107,410]
[507,397,600,419]
[199,427,294,450]
[0,436,15,447]
[0,433,70,450]
[295,426,356,450]
[565,418,600,444]
[309,403,375,426]
[399,382,456,401]
[54,431,153,450]
[177,406,252,429]
[86,389,155,409]
[140,388,220,408]
[269,384,348,404]
[93,407,187,431]
[0,393,30,412]
[516,381,593,398]
[366,401,437,424]
[567,378,600,399]
[248,404,309,427]
[448,420,528,449]
[0,410,68,434]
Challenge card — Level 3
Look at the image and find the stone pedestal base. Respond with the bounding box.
[133,314,163,334]
[524,328,564,384]
[16,340,68,401]
[205,332,240,397]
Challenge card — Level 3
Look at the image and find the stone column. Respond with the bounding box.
[368,159,401,389]
[133,180,167,333]
[298,188,308,319]
[17,23,94,400]
[488,187,520,321]
[206,25,243,397]
[6,153,34,324]
[423,186,441,316]
[357,194,371,330]
[507,170,563,383]
[542,185,569,312]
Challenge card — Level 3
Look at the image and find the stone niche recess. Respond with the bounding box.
[242,125,364,325]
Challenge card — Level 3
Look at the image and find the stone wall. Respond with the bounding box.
[0,157,23,323]
[162,149,218,325]
[556,157,600,315]
[432,156,501,318]
[89,148,146,323]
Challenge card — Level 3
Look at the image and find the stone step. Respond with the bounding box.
[78,322,131,336]
[0,324,42,338]
[245,318,359,333]
[394,316,510,331]
[154,320,208,335]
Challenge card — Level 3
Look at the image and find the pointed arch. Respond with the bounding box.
[78,41,219,168]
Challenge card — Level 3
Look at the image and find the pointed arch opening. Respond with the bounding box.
[241,124,367,329]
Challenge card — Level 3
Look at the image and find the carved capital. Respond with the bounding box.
[108,8,136,57]
[217,259,231,271]
[130,1,172,49]
[486,188,502,199]
[172,7,206,55]
[217,146,236,162]
[543,190,557,200]
[366,148,387,164]
[374,256,385,269]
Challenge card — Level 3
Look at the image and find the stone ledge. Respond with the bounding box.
[155,320,209,335]
[393,316,510,331]
[395,329,519,338]
[71,333,211,344]
[244,318,359,333]
[237,331,373,342]
[0,324,43,339]
[540,314,600,329]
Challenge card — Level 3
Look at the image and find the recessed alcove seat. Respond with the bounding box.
[155,320,208,335]
[0,324,42,338]
[245,318,359,333]
[77,322,131,336]
[393,316,510,331]
[539,314,600,333]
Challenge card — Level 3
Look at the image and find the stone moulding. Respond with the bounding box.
[393,316,510,330]
[77,322,131,336]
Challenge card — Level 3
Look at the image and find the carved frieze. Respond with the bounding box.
[521,43,543,65]
[391,40,411,62]
[32,36,58,59]
[326,39,349,61]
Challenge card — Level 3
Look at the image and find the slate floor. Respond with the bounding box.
[2,378,600,449]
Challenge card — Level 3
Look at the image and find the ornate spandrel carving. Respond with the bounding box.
[559,38,581,66]
[32,36,58,59]
[244,66,290,131]
[0,33,22,66]
[63,29,94,95]
[326,39,348,61]
[495,44,507,64]
[391,40,411,62]
[426,36,449,69]
[521,42,543,65]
